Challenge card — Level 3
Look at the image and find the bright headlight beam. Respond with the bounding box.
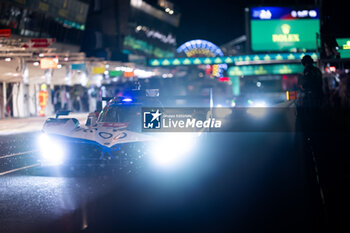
[149,133,198,169]
[253,100,267,108]
[38,134,65,166]
[247,100,268,118]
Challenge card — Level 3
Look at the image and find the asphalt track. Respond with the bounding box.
[0,127,348,233]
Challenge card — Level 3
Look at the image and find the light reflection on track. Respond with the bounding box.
[0,150,38,159]
[0,150,39,176]
[0,163,40,176]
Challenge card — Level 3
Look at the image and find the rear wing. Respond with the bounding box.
[101,88,215,108]
[55,110,71,119]
[102,97,113,102]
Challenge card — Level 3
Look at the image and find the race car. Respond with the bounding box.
[37,89,202,171]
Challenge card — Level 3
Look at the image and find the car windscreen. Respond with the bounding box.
[98,105,141,123]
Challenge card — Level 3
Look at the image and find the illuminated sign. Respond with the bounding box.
[336,38,350,59]
[123,36,174,58]
[251,7,319,20]
[92,67,105,74]
[186,49,215,57]
[228,64,304,76]
[23,38,56,48]
[218,77,230,82]
[55,17,85,31]
[149,52,317,66]
[325,66,336,73]
[286,91,297,100]
[177,39,224,57]
[272,24,299,42]
[40,57,59,69]
[250,7,320,52]
[109,70,123,77]
[336,38,350,50]
[177,39,226,77]
[135,25,176,45]
[0,29,11,38]
[71,63,85,70]
[124,71,135,78]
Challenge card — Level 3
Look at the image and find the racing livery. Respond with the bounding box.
[38,90,161,168]
[38,89,206,170]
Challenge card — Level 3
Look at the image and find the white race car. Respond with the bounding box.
[38,90,202,171]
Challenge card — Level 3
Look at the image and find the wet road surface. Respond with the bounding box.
[0,130,347,233]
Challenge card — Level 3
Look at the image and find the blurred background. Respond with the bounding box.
[1,1,350,233]
[0,0,348,117]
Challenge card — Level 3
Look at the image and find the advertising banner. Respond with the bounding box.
[250,7,320,52]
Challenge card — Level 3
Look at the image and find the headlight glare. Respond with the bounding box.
[38,134,65,166]
[149,133,198,169]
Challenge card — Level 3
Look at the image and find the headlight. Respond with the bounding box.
[252,100,267,108]
[38,134,65,166]
[149,133,198,170]
[247,100,268,118]
[246,108,267,118]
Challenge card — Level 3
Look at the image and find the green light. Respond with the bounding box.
[264,55,271,60]
[148,53,317,66]
[162,59,170,65]
[173,59,181,65]
[183,58,191,65]
[225,57,233,63]
[124,36,174,58]
[109,70,123,77]
[214,57,223,63]
[251,19,320,52]
[276,54,283,60]
[336,38,350,59]
[193,58,202,64]
[151,60,160,66]
[204,58,212,64]
[228,64,304,76]
[287,54,295,59]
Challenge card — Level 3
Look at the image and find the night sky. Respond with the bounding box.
[173,0,347,46]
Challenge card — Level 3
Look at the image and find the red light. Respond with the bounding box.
[219,77,230,82]
[282,75,287,80]
[325,66,336,73]
[205,66,212,75]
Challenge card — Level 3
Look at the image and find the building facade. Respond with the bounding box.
[0,0,90,118]
[81,0,180,64]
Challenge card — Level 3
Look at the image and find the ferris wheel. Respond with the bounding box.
[177,39,227,77]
